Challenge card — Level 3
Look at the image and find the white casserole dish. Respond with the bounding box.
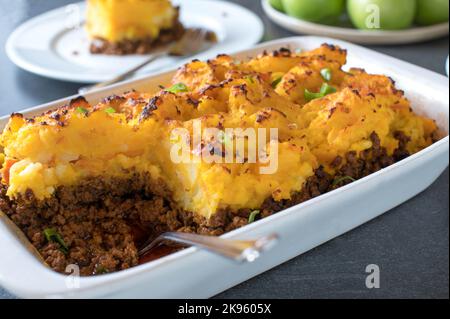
[0,36,448,299]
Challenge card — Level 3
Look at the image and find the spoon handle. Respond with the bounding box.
[139,232,279,263]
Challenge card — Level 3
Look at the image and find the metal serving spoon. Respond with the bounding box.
[138,232,279,263]
[79,28,213,94]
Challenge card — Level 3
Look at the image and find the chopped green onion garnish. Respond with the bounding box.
[304,83,337,102]
[105,107,116,114]
[245,76,255,84]
[95,265,109,275]
[76,107,89,115]
[166,83,189,94]
[248,210,261,224]
[332,176,356,187]
[320,83,337,95]
[320,68,332,82]
[218,131,232,146]
[43,228,69,254]
[304,89,325,102]
[271,77,282,89]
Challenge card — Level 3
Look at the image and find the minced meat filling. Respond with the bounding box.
[0,132,411,276]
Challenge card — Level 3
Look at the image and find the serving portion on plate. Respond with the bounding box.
[0,43,441,277]
[5,0,263,83]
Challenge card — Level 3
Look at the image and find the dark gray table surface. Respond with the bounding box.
[0,0,448,299]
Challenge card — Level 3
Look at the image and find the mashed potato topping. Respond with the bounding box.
[0,45,438,219]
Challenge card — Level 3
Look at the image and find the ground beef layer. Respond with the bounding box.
[0,132,411,276]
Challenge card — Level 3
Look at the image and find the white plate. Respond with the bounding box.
[262,0,449,45]
[5,0,264,83]
[0,37,448,299]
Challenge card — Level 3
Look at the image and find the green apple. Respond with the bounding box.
[347,0,416,30]
[416,0,449,25]
[281,0,345,24]
[269,0,284,11]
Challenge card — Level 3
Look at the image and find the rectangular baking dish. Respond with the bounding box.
[0,36,448,299]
